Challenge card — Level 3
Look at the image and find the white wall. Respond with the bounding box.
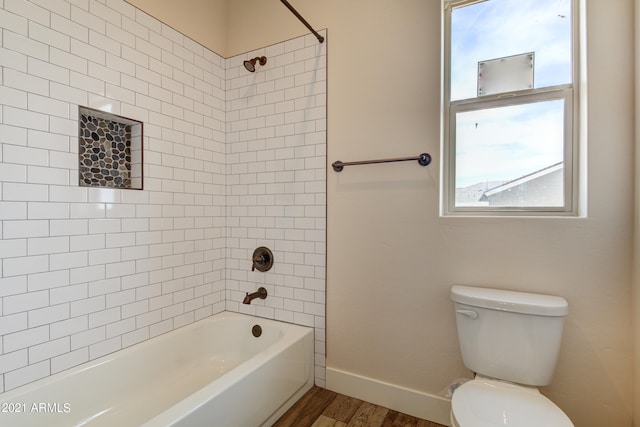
[223,1,635,426]
[0,0,327,393]
[634,0,640,424]
[1,1,635,426]
[126,0,228,56]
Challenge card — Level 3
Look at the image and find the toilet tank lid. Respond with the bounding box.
[451,285,568,317]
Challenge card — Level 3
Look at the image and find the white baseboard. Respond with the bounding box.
[326,367,451,426]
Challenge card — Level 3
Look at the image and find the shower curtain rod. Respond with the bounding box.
[280,0,325,44]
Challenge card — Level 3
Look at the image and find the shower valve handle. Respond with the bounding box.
[251,247,274,272]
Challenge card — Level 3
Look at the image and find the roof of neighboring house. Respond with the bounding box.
[480,162,563,201]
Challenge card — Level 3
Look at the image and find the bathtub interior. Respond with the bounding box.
[0,312,314,427]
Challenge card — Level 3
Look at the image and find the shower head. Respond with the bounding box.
[243,56,267,72]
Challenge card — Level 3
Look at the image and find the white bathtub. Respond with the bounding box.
[0,311,314,426]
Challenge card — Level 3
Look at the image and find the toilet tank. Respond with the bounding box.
[451,285,568,386]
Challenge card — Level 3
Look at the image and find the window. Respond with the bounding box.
[443,0,579,215]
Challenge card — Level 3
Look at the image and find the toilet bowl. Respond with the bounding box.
[450,285,574,427]
[450,376,573,427]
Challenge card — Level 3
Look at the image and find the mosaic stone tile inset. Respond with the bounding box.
[78,106,143,189]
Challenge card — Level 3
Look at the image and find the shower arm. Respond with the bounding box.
[280,0,324,44]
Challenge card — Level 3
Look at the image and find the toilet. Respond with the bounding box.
[450,285,574,427]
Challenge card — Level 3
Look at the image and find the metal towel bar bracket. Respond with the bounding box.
[331,153,432,172]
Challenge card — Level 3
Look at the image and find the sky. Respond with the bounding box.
[450,0,572,189]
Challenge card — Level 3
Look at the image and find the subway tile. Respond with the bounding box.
[0,85,27,109]
[70,203,106,219]
[70,4,105,35]
[69,265,104,285]
[121,299,148,319]
[0,163,27,183]
[105,290,135,309]
[71,38,105,66]
[27,95,70,121]
[0,46,27,72]
[29,337,70,363]
[4,360,49,391]
[51,347,88,374]
[0,8,27,35]
[120,14,146,43]
[89,1,121,26]
[88,61,120,86]
[105,260,135,278]
[3,106,49,131]
[106,22,134,48]
[105,232,135,248]
[122,327,149,348]
[70,326,105,351]
[27,166,69,186]
[50,13,87,42]
[50,251,88,271]
[3,220,48,238]
[0,124,28,146]
[88,307,120,328]
[121,245,148,261]
[49,116,78,137]
[88,248,120,266]
[70,71,105,96]
[5,0,49,25]
[50,81,88,106]
[49,185,88,202]
[27,202,68,220]
[0,276,28,298]
[88,219,120,234]
[0,349,29,374]
[50,219,88,236]
[89,336,121,359]
[87,94,122,114]
[49,283,88,304]
[0,311,27,337]
[3,144,48,167]
[0,238,26,259]
[70,296,105,318]
[122,272,150,290]
[50,316,87,344]
[105,317,135,338]
[28,304,70,328]
[29,21,71,52]
[3,324,49,352]
[28,270,69,293]
[3,29,48,61]
[87,277,120,297]
[105,203,136,219]
[50,49,86,77]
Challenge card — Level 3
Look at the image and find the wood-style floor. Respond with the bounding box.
[273,386,447,427]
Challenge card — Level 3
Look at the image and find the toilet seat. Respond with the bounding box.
[451,377,573,427]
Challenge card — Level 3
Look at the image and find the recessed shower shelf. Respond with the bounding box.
[78,106,143,190]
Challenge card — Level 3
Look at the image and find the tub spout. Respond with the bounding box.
[243,287,267,304]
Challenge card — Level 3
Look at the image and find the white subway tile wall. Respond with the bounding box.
[226,36,327,386]
[0,0,326,392]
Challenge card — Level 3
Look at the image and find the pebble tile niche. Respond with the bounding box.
[78,106,143,190]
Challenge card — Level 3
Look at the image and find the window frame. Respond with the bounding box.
[442,0,581,217]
